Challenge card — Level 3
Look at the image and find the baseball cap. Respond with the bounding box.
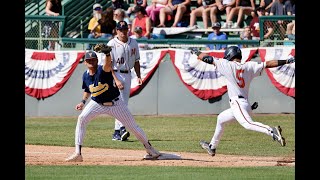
[134,26,142,33]
[93,3,102,10]
[212,22,221,28]
[84,51,98,60]
[116,20,129,30]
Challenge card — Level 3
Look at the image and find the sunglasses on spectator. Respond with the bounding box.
[94,7,102,11]
[114,14,119,16]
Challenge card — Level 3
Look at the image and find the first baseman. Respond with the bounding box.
[191,46,295,156]
[65,48,160,162]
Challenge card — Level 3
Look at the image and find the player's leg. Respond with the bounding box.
[66,100,103,162]
[209,108,236,149]
[113,73,131,141]
[231,99,273,135]
[200,107,236,156]
[230,99,285,146]
[109,100,161,158]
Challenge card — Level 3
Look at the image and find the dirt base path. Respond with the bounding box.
[25,145,295,167]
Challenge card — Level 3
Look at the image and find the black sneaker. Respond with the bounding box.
[112,130,121,141]
[272,126,286,146]
[199,140,216,156]
[120,127,130,141]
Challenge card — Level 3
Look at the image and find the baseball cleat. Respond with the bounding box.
[143,146,161,160]
[199,140,216,156]
[65,153,83,162]
[121,131,130,141]
[272,126,286,146]
[112,131,121,141]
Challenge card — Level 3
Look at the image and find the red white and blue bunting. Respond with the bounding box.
[25,49,84,99]
[25,47,294,100]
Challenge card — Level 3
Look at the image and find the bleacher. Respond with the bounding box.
[25,0,248,40]
[25,0,294,50]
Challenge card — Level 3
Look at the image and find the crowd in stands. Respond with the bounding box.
[48,0,295,51]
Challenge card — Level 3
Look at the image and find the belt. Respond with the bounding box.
[101,97,119,106]
[229,95,245,102]
[113,69,129,74]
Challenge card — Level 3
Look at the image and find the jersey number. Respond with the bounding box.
[236,69,245,88]
[116,57,125,64]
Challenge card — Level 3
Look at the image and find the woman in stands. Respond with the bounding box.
[221,0,255,29]
[91,8,117,41]
[146,0,168,27]
[189,0,218,29]
[131,5,152,39]
[44,0,62,51]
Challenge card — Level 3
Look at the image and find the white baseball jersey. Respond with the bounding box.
[107,37,140,71]
[213,58,266,99]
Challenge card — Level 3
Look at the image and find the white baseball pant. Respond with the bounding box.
[209,97,274,149]
[74,98,152,149]
[114,72,132,130]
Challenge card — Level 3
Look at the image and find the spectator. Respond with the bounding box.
[44,0,62,51]
[114,8,132,36]
[130,26,150,50]
[215,0,236,26]
[111,0,129,11]
[189,0,217,29]
[239,26,252,48]
[206,22,228,50]
[269,0,293,38]
[258,0,275,15]
[285,20,295,40]
[86,3,103,50]
[157,0,191,27]
[131,5,152,39]
[146,0,168,27]
[126,0,148,17]
[249,6,273,46]
[90,8,117,41]
[221,0,255,29]
[269,0,292,16]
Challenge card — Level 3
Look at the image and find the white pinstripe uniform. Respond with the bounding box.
[209,58,274,149]
[66,50,160,162]
[75,98,152,148]
[107,37,140,130]
[75,65,152,152]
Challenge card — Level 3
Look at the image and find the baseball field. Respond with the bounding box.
[25,114,295,179]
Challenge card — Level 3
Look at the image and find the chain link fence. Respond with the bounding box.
[259,15,295,47]
[25,16,65,50]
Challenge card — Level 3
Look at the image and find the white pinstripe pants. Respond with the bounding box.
[74,98,152,148]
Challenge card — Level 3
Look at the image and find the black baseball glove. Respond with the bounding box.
[94,43,112,55]
[190,48,202,56]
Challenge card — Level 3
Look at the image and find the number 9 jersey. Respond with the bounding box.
[107,37,140,71]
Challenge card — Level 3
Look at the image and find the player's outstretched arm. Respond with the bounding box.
[190,48,215,65]
[93,43,113,72]
[265,55,295,68]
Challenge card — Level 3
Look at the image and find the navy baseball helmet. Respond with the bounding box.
[84,50,98,60]
[224,46,242,61]
[116,20,128,30]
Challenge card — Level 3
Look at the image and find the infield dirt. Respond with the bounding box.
[26,145,295,167]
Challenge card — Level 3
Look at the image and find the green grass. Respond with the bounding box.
[26,166,294,180]
[25,114,295,179]
[26,115,295,156]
